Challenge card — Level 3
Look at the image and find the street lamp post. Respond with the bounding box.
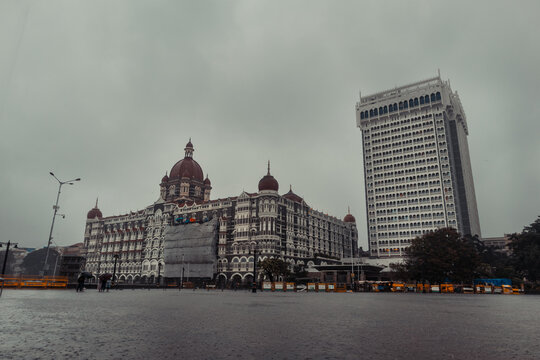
[251,246,257,293]
[42,172,80,276]
[112,254,119,288]
[1,241,18,276]
[157,263,162,287]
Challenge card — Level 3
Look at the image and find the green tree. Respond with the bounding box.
[403,227,480,284]
[509,217,540,283]
[258,258,290,282]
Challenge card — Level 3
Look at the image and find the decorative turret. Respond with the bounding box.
[283,185,303,203]
[184,138,194,158]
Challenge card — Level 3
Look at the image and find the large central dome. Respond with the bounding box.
[170,158,204,181]
[169,140,204,182]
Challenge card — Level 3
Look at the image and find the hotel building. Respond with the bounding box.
[355,76,481,258]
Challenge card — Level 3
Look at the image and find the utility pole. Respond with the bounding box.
[1,241,18,276]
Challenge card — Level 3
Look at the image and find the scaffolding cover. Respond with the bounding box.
[163,219,217,278]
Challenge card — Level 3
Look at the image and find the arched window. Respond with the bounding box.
[403,101,408,109]
[409,99,414,108]
[360,111,364,119]
[399,102,403,110]
[374,108,378,116]
[425,95,430,103]
[370,109,374,117]
[436,92,441,100]
[379,106,383,114]
[383,105,388,113]
[420,96,424,105]
[414,98,419,106]
[431,93,436,102]
[389,104,393,113]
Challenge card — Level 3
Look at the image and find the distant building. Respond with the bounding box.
[58,243,86,283]
[481,235,511,255]
[83,140,358,285]
[355,75,481,258]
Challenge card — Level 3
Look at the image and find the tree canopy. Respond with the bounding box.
[401,227,479,284]
[257,258,290,282]
[509,216,540,282]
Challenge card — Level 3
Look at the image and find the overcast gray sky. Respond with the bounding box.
[1,0,539,250]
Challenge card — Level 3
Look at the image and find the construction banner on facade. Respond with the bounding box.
[163,219,218,279]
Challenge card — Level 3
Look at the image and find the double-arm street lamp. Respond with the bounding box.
[42,172,81,276]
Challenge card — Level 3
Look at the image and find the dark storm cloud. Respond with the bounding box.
[1,0,538,249]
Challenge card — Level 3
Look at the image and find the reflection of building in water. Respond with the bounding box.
[83,140,358,285]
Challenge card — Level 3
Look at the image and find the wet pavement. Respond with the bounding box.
[1,289,539,359]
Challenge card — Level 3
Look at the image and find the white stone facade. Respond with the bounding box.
[83,141,358,284]
[355,76,481,258]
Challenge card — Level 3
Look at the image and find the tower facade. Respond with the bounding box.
[355,76,481,258]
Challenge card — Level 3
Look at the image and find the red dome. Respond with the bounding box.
[204,176,211,185]
[258,161,279,192]
[170,157,204,182]
[344,213,356,223]
[87,207,102,219]
[283,186,302,203]
[258,175,279,191]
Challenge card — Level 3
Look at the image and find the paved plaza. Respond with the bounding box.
[1,289,539,359]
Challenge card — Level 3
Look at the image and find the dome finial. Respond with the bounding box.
[348,205,350,214]
[267,160,270,175]
[95,197,99,208]
[290,184,292,191]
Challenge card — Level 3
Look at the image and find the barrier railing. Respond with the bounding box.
[0,275,68,289]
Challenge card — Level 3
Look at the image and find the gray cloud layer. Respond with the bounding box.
[1,1,539,250]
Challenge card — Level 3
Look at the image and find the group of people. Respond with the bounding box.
[76,275,112,292]
[98,279,112,292]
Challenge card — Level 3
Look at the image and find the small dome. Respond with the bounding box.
[258,162,279,192]
[344,213,356,223]
[204,176,211,185]
[283,185,302,203]
[161,172,169,183]
[87,207,102,219]
[185,139,193,149]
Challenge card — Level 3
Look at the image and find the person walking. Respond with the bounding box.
[76,276,85,292]
[106,279,111,292]
[101,279,107,292]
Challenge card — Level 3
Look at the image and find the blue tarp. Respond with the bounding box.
[474,278,511,286]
